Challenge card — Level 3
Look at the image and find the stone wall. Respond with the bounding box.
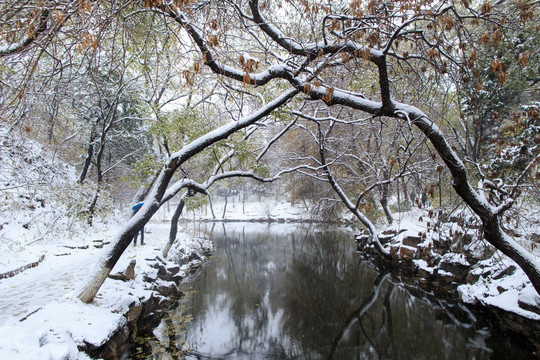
[81,249,210,360]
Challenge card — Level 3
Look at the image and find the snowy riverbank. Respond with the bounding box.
[0,222,212,360]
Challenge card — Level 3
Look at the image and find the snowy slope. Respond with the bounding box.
[0,127,118,272]
[0,127,209,359]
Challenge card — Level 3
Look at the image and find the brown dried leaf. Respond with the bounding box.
[322,86,334,103]
[304,83,312,95]
[498,72,506,85]
[480,2,492,14]
[518,50,530,67]
[493,28,503,48]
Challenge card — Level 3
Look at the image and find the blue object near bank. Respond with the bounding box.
[132,202,144,211]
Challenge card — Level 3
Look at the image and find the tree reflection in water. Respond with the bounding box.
[141,223,530,360]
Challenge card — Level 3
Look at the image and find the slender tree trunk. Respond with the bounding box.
[86,134,106,224]
[163,194,187,258]
[222,191,229,219]
[402,179,409,210]
[327,270,390,360]
[380,168,393,225]
[242,186,246,214]
[79,120,99,183]
[87,185,100,226]
[78,138,95,183]
[438,172,442,209]
[318,128,391,259]
[207,195,216,219]
[380,185,393,225]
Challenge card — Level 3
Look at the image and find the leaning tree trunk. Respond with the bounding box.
[130,170,160,217]
[318,134,391,259]
[76,170,172,303]
[409,110,540,295]
[75,89,298,303]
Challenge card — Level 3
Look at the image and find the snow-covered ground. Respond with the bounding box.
[0,129,211,359]
[0,126,311,359]
[0,195,310,360]
[0,220,212,360]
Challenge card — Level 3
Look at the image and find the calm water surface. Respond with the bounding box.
[132,222,533,359]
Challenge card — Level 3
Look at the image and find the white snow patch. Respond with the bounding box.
[458,259,540,321]
[518,283,540,308]
[184,197,307,222]
[413,259,434,274]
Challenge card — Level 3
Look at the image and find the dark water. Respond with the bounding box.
[131,223,533,359]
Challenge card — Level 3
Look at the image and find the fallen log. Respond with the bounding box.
[0,254,46,279]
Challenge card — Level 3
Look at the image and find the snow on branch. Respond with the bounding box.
[249,0,385,63]
[0,10,51,58]
[166,88,298,168]
[256,118,297,162]
[354,171,413,211]
[510,153,540,200]
[249,0,314,57]
[141,87,298,212]
[316,127,390,259]
[161,4,294,87]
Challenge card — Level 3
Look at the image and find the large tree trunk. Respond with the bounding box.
[130,170,160,218]
[483,216,540,292]
[76,89,298,303]
[74,180,166,302]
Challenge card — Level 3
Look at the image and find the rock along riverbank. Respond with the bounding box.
[356,224,540,354]
[84,239,212,360]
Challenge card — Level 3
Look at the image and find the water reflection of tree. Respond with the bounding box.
[182,224,306,358]
[276,229,494,360]
[326,271,391,360]
[181,225,495,359]
[275,229,383,358]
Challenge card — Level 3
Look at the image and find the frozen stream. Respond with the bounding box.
[133,222,533,359]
